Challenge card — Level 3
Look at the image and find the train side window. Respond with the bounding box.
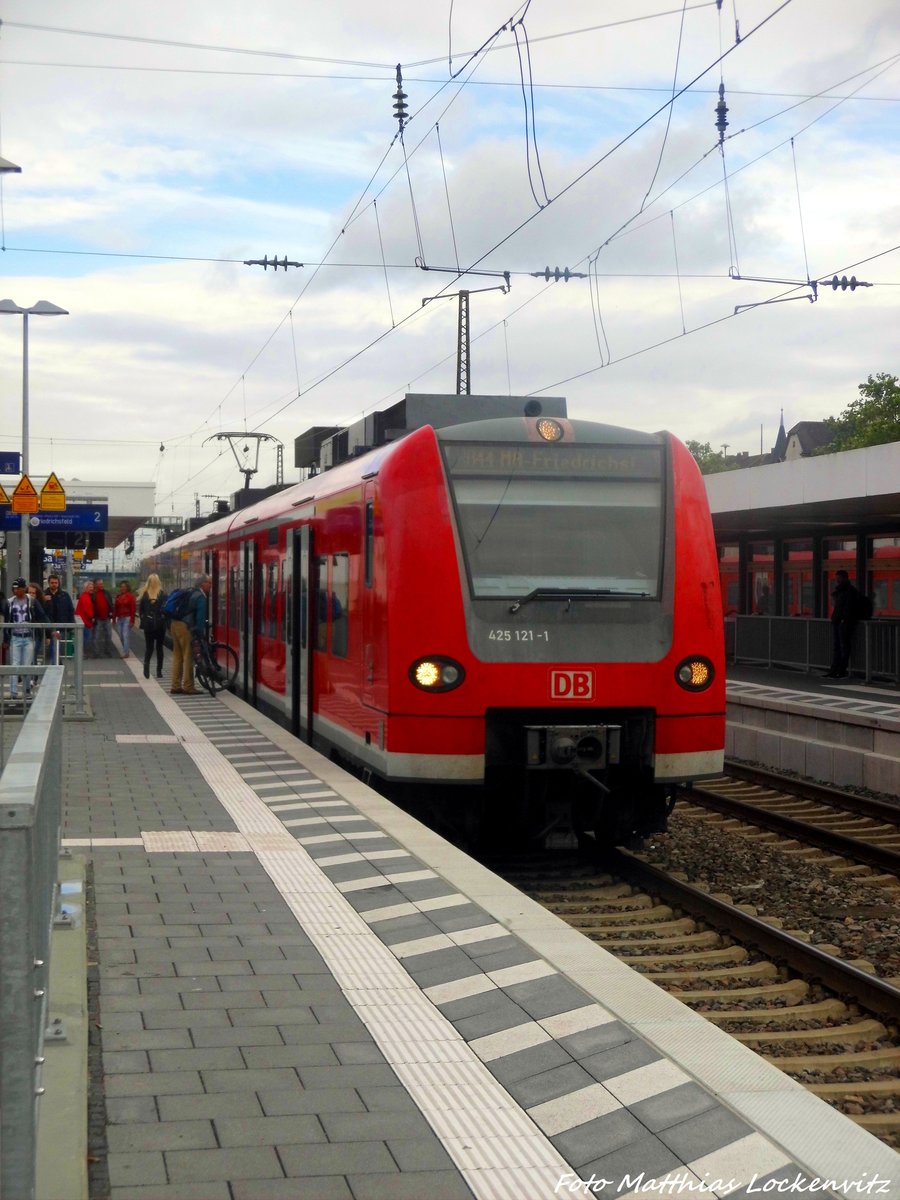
[365,501,374,588]
[268,563,278,638]
[229,567,239,631]
[331,554,349,658]
[314,556,328,652]
[279,561,285,641]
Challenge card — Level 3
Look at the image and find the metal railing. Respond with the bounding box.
[728,616,900,686]
[0,619,87,719]
[0,666,65,1200]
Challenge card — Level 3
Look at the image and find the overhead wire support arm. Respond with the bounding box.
[730,270,872,313]
[416,262,511,288]
[202,431,284,491]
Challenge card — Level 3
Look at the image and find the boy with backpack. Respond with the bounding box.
[167,575,211,695]
[2,577,49,700]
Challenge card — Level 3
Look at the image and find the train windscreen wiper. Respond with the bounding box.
[508,587,651,613]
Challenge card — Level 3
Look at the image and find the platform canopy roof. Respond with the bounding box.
[705,441,900,536]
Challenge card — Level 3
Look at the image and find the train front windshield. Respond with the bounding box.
[443,441,665,600]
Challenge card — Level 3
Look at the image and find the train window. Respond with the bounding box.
[331,554,349,658]
[268,563,278,639]
[314,557,328,652]
[822,537,857,617]
[782,539,812,616]
[365,501,374,589]
[747,541,773,615]
[286,566,293,643]
[229,567,239,631]
[718,542,739,616]
[442,441,664,599]
[279,561,285,641]
[867,536,900,618]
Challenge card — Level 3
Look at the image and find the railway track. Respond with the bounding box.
[492,847,900,1147]
[686,763,900,878]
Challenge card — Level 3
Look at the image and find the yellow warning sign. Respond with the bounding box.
[0,483,9,505]
[11,473,39,514]
[40,471,66,512]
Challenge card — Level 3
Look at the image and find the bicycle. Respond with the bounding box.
[191,629,239,696]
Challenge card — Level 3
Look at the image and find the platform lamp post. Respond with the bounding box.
[0,299,69,582]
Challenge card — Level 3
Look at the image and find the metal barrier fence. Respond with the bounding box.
[0,619,86,722]
[729,616,900,686]
[0,666,65,1200]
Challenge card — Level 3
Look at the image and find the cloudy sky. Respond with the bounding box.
[0,0,897,522]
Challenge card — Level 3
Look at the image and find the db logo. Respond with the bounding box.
[550,670,594,700]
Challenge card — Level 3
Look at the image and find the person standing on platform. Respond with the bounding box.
[92,578,115,657]
[114,580,137,658]
[137,574,167,680]
[76,580,96,656]
[169,574,211,696]
[44,572,76,664]
[826,569,861,679]
[2,577,49,700]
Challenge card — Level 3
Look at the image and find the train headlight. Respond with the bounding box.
[536,417,563,442]
[410,657,465,692]
[675,656,714,691]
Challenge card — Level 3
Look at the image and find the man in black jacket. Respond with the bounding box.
[826,570,861,679]
[44,572,76,664]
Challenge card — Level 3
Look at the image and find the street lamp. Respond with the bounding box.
[0,300,69,581]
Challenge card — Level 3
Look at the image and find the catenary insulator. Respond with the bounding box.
[393,64,408,130]
[715,83,729,145]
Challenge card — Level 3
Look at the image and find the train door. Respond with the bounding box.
[241,540,258,703]
[362,491,377,709]
[289,525,314,742]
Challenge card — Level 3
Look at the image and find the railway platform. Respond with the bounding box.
[725,664,900,797]
[35,654,900,1198]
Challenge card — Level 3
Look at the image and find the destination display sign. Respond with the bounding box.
[2,504,108,532]
[443,442,663,479]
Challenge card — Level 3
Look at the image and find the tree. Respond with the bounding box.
[823,373,900,450]
[685,440,732,474]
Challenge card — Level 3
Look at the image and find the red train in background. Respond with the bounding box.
[143,395,726,848]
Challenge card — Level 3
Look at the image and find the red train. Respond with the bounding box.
[143,395,725,847]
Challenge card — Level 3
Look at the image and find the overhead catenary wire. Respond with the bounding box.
[7,3,890,508]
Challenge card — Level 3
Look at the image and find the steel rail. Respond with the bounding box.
[724,760,900,824]
[688,784,900,877]
[613,849,900,1022]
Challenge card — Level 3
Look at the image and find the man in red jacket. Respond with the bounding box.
[92,578,115,658]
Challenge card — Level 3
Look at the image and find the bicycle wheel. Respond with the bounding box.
[209,642,239,691]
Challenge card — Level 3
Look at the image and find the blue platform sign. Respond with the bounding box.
[2,504,108,532]
[0,452,21,475]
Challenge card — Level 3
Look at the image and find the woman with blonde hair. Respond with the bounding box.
[138,573,168,680]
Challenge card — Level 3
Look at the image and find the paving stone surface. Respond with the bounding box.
[60,650,815,1200]
[68,661,477,1198]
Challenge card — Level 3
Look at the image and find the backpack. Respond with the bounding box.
[856,592,874,621]
[162,588,194,623]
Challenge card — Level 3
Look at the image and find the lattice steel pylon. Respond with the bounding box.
[203,432,283,490]
[456,291,470,395]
